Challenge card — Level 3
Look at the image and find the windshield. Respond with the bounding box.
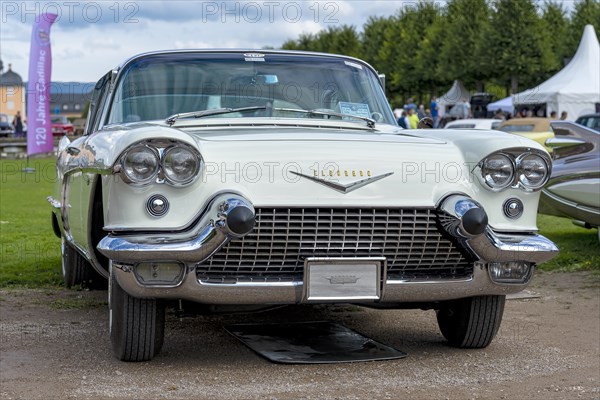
[500,124,535,132]
[107,52,395,126]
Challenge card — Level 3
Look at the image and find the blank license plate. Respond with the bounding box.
[304,258,382,301]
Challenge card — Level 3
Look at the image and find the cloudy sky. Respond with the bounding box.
[0,0,416,82]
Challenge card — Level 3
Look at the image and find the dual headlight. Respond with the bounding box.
[120,142,201,186]
[480,151,550,191]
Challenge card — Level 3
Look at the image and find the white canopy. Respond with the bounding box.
[438,80,470,116]
[513,24,600,119]
[487,96,513,113]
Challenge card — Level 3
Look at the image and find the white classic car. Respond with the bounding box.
[49,50,558,361]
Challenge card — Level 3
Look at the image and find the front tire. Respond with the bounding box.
[109,269,165,362]
[436,295,505,348]
[61,239,106,289]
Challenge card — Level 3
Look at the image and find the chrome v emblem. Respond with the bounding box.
[290,171,394,194]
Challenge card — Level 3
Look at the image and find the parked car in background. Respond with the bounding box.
[540,121,600,238]
[470,93,495,118]
[575,113,600,132]
[49,49,558,362]
[0,113,13,137]
[72,118,86,135]
[498,118,554,150]
[444,119,503,130]
[439,102,471,127]
[51,115,74,136]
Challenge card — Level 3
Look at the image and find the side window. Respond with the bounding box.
[84,72,111,135]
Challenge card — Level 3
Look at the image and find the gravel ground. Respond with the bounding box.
[1,271,598,400]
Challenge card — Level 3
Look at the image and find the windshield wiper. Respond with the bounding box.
[166,106,266,125]
[166,106,375,128]
[275,108,376,128]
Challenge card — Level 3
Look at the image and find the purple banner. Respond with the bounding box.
[27,13,57,156]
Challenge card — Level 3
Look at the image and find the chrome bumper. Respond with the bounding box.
[102,194,558,304]
[112,262,530,304]
[97,194,255,264]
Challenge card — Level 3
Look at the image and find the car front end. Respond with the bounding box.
[51,50,558,361]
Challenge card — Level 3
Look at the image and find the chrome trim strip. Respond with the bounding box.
[468,230,558,264]
[97,194,254,263]
[47,196,61,209]
[541,187,600,216]
[439,194,559,263]
[290,171,394,194]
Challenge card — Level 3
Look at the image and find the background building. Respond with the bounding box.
[48,82,94,118]
[0,60,26,122]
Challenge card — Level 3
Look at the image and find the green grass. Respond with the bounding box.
[0,157,62,287]
[0,157,598,288]
[536,214,599,272]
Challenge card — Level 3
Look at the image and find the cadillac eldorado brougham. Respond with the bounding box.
[49,50,558,361]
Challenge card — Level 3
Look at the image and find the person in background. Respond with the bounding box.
[406,98,417,111]
[12,111,23,138]
[550,111,557,119]
[460,97,471,119]
[430,96,439,128]
[526,110,534,118]
[494,109,506,121]
[417,104,426,120]
[397,110,407,128]
[560,111,568,120]
[407,108,419,129]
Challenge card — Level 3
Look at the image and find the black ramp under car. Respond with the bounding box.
[225,321,407,364]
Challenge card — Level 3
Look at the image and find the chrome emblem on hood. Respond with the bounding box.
[291,171,394,194]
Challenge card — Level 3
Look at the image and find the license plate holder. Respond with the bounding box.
[304,258,384,301]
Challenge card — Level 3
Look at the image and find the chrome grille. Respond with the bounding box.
[197,208,472,283]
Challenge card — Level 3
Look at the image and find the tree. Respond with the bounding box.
[380,1,440,104]
[360,16,394,70]
[437,0,491,92]
[281,26,361,58]
[567,0,600,53]
[414,12,448,97]
[541,1,570,73]
[482,0,556,94]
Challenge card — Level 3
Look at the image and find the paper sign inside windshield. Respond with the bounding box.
[339,102,371,119]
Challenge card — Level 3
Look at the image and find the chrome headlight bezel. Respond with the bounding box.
[117,140,202,187]
[477,148,551,192]
[516,153,550,191]
[480,153,515,191]
[161,144,202,186]
[120,144,160,185]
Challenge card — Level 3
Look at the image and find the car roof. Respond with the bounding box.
[114,49,380,75]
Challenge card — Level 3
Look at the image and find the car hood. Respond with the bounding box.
[72,120,546,231]
[94,119,545,164]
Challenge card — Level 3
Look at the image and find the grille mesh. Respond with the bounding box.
[197,208,472,283]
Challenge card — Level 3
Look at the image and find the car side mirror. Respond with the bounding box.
[418,117,434,129]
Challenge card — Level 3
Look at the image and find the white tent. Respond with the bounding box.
[513,24,600,120]
[437,80,470,116]
[487,96,513,113]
